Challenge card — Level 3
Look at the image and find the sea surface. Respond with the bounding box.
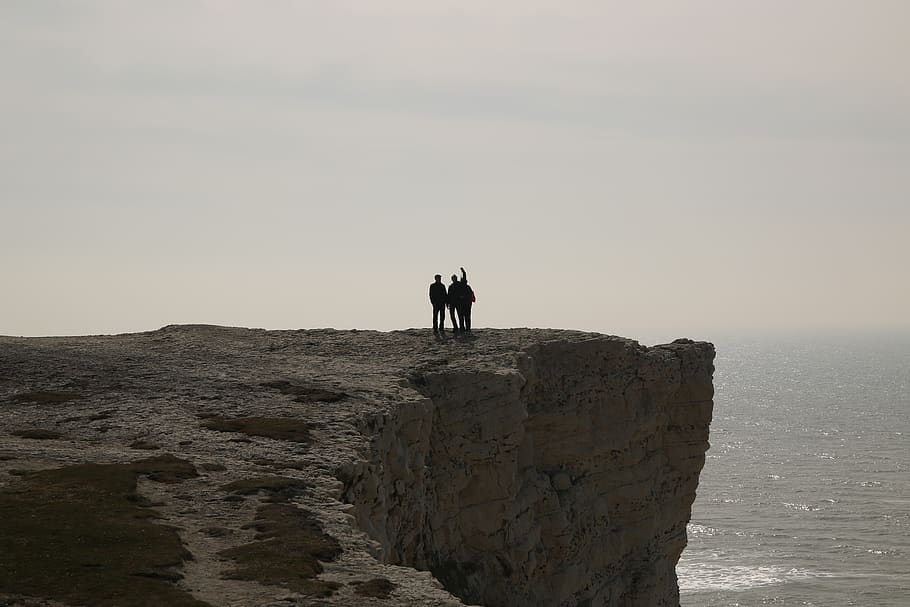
[677,334,909,606]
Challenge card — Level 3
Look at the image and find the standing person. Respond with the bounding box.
[429,274,448,334]
[447,274,463,333]
[459,266,474,332]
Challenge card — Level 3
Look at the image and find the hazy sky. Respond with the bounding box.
[3,1,908,341]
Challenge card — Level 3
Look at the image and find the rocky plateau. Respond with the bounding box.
[0,326,714,607]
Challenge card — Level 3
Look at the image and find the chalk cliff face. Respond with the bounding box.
[344,334,715,607]
[0,327,713,607]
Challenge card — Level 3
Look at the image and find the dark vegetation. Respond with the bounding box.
[12,390,81,405]
[252,457,307,470]
[219,503,342,596]
[202,416,312,443]
[199,462,227,472]
[11,428,64,440]
[352,577,398,598]
[260,380,348,403]
[220,476,310,502]
[130,440,161,450]
[0,455,208,607]
[218,475,342,596]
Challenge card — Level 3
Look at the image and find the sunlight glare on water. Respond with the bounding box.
[678,334,910,607]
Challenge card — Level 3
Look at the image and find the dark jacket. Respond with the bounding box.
[447,281,464,307]
[429,282,448,305]
[460,269,474,305]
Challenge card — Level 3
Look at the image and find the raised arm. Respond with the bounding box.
[460,266,467,283]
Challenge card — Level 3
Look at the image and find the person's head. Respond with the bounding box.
[434,274,442,282]
[451,274,458,283]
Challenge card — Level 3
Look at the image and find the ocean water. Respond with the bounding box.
[678,334,910,606]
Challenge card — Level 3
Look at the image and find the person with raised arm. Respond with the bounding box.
[459,266,474,332]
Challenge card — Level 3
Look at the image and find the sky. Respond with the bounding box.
[2,1,908,342]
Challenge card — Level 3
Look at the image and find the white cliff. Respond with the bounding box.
[344,334,714,607]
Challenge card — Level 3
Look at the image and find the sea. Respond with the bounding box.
[675,333,909,606]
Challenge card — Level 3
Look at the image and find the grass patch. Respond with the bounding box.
[219,503,342,597]
[352,577,397,598]
[0,455,208,607]
[12,391,81,405]
[260,380,347,403]
[11,429,64,440]
[202,416,311,443]
[130,440,161,451]
[220,476,310,503]
[252,458,306,471]
[131,454,200,484]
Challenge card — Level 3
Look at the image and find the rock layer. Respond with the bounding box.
[0,326,713,607]
[344,335,714,607]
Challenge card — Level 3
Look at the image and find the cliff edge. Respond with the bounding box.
[0,327,714,607]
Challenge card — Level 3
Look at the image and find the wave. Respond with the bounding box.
[678,563,834,592]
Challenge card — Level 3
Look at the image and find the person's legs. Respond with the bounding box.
[463,303,472,331]
[433,304,445,332]
[456,306,465,331]
[448,305,458,332]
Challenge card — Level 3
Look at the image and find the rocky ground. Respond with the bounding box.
[0,325,626,607]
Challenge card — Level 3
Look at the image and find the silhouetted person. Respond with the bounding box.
[459,266,474,331]
[429,274,448,333]
[447,274,462,332]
